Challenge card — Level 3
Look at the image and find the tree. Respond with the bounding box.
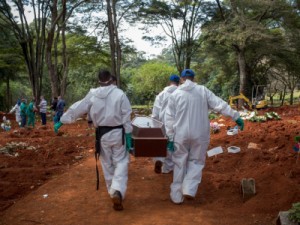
[105,0,141,87]
[130,61,177,104]
[195,40,239,99]
[63,32,111,102]
[139,0,212,73]
[268,53,300,105]
[46,0,88,98]
[0,0,49,101]
[202,0,290,97]
[0,16,26,111]
[0,0,93,101]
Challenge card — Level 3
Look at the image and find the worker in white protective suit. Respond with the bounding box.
[87,75,117,127]
[165,69,244,204]
[152,74,180,174]
[54,70,133,211]
[9,99,21,126]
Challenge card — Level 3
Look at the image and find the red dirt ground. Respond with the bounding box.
[0,106,299,225]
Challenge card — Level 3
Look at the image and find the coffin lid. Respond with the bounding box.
[131,116,166,138]
[132,116,163,128]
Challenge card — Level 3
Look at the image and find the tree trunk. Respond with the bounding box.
[290,87,294,105]
[106,0,122,87]
[172,48,183,74]
[113,0,121,87]
[20,40,42,103]
[106,0,117,82]
[46,0,59,98]
[1,0,45,103]
[270,96,273,106]
[279,91,283,100]
[236,48,250,107]
[281,86,286,106]
[237,49,248,95]
[185,54,191,70]
[46,0,84,98]
[60,2,68,98]
[6,75,10,111]
[47,60,59,97]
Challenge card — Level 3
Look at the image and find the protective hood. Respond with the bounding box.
[164,85,177,93]
[178,79,196,92]
[91,85,117,99]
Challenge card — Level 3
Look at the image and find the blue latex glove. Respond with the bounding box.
[54,121,63,133]
[167,141,174,152]
[235,117,244,131]
[125,133,132,152]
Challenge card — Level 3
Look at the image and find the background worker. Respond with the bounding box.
[9,99,21,126]
[26,97,37,128]
[50,97,58,120]
[165,69,244,204]
[54,70,132,211]
[87,75,117,127]
[20,99,27,127]
[39,95,47,125]
[152,74,180,174]
[54,96,65,123]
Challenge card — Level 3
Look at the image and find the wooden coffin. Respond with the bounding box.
[131,116,168,157]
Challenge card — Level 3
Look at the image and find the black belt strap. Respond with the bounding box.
[95,125,124,190]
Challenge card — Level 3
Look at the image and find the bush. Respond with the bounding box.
[209,112,219,120]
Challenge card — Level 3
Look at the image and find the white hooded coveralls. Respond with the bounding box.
[152,85,177,173]
[165,80,240,203]
[60,85,132,199]
[10,104,21,123]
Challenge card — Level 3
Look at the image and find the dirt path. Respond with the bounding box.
[1,154,216,225]
[0,107,299,225]
[1,150,298,225]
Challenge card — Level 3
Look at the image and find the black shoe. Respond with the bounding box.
[154,160,162,174]
[183,194,195,200]
[111,191,123,211]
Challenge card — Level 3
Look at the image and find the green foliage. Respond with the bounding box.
[200,0,296,97]
[208,112,219,120]
[121,50,147,92]
[0,80,31,111]
[0,15,27,111]
[131,105,152,116]
[130,61,177,104]
[195,41,239,98]
[65,68,99,103]
[62,33,111,103]
[138,0,212,72]
[66,34,110,70]
[288,202,300,223]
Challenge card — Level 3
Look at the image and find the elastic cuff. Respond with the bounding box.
[167,136,174,142]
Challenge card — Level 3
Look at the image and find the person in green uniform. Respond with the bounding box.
[26,98,36,128]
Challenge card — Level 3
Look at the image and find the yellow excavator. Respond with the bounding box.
[229,86,268,109]
[229,93,253,109]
